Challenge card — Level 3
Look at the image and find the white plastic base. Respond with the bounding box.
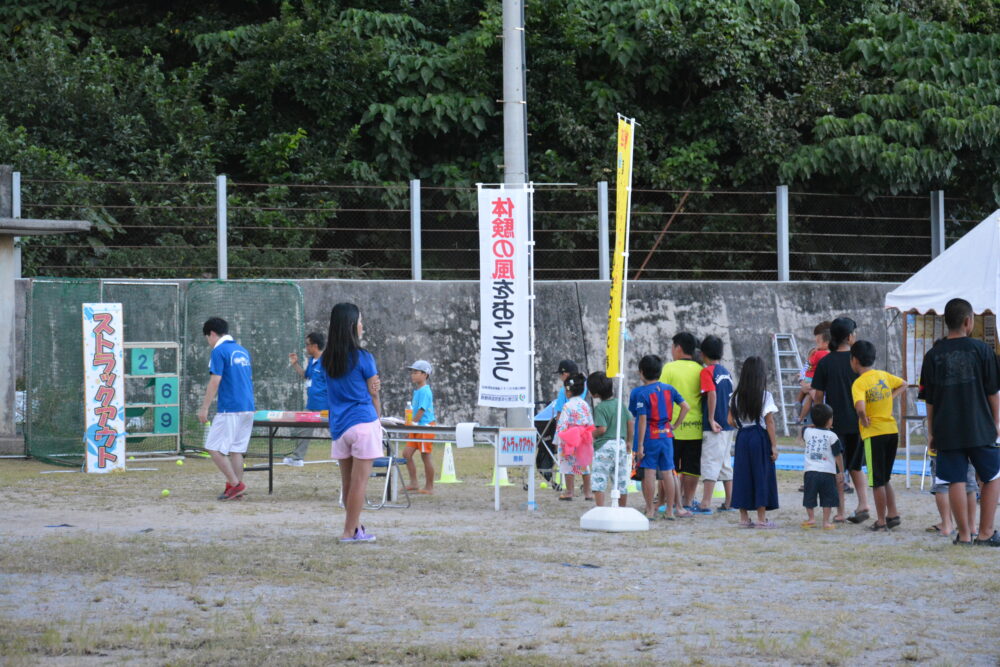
[579,506,650,532]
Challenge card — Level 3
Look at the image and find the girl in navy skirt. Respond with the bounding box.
[729,356,780,528]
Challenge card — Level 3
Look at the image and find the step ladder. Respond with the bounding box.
[771,333,805,437]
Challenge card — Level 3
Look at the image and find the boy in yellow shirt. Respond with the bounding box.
[850,340,907,531]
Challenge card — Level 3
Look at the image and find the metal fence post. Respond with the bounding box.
[930,190,945,257]
[598,181,609,280]
[776,185,789,281]
[216,174,227,280]
[410,178,422,281]
[11,171,20,279]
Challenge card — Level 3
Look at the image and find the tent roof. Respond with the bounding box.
[884,209,1000,314]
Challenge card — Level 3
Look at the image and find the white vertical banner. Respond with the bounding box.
[477,184,533,408]
[82,303,126,473]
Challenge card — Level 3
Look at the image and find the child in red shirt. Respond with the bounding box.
[797,321,832,423]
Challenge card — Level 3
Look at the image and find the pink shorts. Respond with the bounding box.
[331,419,383,460]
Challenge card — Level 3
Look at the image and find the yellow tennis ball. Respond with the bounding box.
[176,459,184,466]
[161,489,170,497]
[128,456,135,461]
[540,482,548,489]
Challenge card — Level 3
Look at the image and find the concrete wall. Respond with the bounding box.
[14,279,902,428]
[300,280,902,426]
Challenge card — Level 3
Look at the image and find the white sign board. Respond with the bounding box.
[477,186,532,407]
[497,428,536,467]
[82,303,126,473]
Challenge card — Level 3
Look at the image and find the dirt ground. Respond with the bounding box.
[1,446,998,666]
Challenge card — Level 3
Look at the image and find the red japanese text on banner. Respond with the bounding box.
[477,187,532,407]
[82,303,126,473]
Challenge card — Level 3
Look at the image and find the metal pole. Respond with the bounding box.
[776,184,789,281]
[12,172,20,279]
[216,175,227,280]
[502,0,528,185]
[502,0,532,432]
[410,178,422,280]
[930,190,945,257]
[0,166,17,450]
[598,181,609,280]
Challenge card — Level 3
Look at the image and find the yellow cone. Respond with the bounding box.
[487,464,514,487]
[436,443,463,484]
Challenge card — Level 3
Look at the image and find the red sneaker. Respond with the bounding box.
[217,482,232,501]
[224,482,246,500]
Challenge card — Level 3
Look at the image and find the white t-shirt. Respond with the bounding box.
[803,427,842,475]
[733,391,778,428]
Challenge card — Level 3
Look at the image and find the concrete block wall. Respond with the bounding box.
[299,280,902,426]
[14,279,901,430]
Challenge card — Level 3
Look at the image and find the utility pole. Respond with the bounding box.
[502,0,532,429]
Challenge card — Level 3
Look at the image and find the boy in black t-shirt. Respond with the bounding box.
[921,298,1000,546]
[811,317,870,523]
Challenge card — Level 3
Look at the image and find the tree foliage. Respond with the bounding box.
[2,0,1000,276]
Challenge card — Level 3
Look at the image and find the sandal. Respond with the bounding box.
[869,522,888,532]
[738,520,754,528]
[801,521,816,529]
[558,495,573,501]
[823,524,837,530]
[756,520,778,529]
[674,510,694,518]
[833,516,846,523]
[846,510,870,524]
[886,516,901,529]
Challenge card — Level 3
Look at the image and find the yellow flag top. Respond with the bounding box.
[606,117,634,377]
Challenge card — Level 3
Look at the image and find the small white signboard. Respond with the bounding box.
[497,428,536,467]
[82,303,126,473]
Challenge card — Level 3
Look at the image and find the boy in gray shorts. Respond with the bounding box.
[928,457,978,537]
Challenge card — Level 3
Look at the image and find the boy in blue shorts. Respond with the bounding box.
[921,298,1000,546]
[198,317,255,501]
[633,354,689,520]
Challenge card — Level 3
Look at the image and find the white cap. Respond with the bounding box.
[408,360,432,376]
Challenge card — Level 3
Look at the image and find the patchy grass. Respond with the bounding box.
[0,450,996,664]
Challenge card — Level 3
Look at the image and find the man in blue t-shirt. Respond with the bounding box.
[199,317,255,501]
[284,331,328,466]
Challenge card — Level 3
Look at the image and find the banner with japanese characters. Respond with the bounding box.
[606,115,635,377]
[477,185,533,407]
[82,303,126,473]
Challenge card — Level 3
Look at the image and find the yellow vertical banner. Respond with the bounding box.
[606,117,634,377]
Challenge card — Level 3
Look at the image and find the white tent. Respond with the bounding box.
[884,209,1000,315]
[884,209,1000,488]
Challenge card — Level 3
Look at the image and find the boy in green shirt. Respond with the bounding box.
[587,372,633,508]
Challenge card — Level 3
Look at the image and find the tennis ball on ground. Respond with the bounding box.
[176,459,184,466]
[540,482,548,489]
[161,489,170,497]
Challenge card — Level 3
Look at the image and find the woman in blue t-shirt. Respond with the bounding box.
[322,303,382,543]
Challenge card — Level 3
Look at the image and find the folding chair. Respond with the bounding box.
[365,427,411,509]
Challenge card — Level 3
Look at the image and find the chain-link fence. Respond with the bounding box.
[15,174,991,281]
